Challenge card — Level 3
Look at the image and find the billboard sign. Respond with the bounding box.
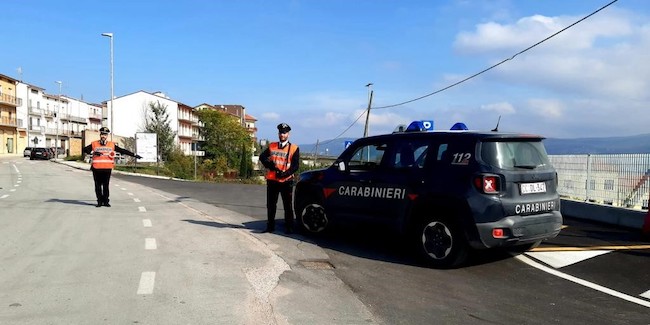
[135,132,157,163]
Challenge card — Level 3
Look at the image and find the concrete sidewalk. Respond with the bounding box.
[52,158,379,324]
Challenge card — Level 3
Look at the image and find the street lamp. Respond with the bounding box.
[55,80,62,158]
[101,32,114,141]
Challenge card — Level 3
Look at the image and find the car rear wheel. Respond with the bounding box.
[296,197,329,234]
[413,215,469,268]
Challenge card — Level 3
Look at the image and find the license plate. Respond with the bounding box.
[520,182,546,194]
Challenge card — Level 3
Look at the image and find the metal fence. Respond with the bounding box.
[549,154,650,210]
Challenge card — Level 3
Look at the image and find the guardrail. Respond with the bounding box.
[550,154,650,210]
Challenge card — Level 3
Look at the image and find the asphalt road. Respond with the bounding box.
[2,158,648,324]
[111,171,650,324]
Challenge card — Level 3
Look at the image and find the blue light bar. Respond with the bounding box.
[450,122,468,130]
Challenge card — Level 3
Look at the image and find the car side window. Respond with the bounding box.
[392,141,429,169]
[436,143,449,162]
[348,143,387,170]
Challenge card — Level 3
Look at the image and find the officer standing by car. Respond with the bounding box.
[259,123,300,233]
[83,127,141,207]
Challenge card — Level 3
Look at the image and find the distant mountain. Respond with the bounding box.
[299,134,650,157]
[543,133,650,155]
[300,138,357,157]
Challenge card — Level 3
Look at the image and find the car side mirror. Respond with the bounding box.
[337,161,346,172]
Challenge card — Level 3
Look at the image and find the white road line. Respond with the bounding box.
[516,255,650,308]
[142,219,152,227]
[14,184,19,187]
[16,180,21,183]
[134,198,141,203]
[0,195,9,199]
[128,192,134,196]
[138,206,147,212]
[121,188,127,191]
[145,238,157,250]
[641,290,650,299]
[13,165,19,173]
[9,189,15,192]
[137,272,156,295]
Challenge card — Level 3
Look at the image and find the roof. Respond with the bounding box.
[0,73,19,83]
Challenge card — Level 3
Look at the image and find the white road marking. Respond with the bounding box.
[138,206,147,212]
[134,198,141,203]
[9,189,15,192]
[128,192,133,196]
[0,195,9,199]
[17,180,21,183]
[14,184,19,187]
[516,255,650,308]
[641,290,650,299]
[525,250,611,268]
[137,272,156,295]
[13,165,19,173]
[121,188,127,191]
[145,238,157,250]
[142,219,152,227]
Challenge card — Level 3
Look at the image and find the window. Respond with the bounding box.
[481,140,550,170]
[604,179,614,191]
[348,143,387,170]
[392,141,429,169]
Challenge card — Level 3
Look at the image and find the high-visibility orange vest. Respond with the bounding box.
[265,142,298,182]
[91,140,116,169]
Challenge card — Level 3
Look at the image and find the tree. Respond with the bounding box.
[143,101,176,162]
[197,109,251,175]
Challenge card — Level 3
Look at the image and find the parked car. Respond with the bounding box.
[30,147,51,160]
[23,147,34,157]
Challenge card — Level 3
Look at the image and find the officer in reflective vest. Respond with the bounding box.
[259,123,300,233]
[83,127,142,207]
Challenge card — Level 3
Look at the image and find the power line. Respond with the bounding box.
[373,0,618,110]
[310,0,618,148]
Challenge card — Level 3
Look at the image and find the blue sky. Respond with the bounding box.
[1,0,648,145]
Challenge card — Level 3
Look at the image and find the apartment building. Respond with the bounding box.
[0,74,21,155]
[3,71,257,158]
[14,79,106,156]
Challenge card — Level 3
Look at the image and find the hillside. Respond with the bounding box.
[299,134,650,157]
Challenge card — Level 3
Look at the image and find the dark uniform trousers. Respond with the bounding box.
[266,179,294,231]
[92,168,112,205]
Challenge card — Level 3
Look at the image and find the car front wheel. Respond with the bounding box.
[296,197,329,234]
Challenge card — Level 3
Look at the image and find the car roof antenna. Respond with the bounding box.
[491,115,501,132]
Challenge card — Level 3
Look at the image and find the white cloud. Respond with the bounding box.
[527,99,563,119]
[481,102,515,114]
[261,112,280,121]
[446,7,650,138]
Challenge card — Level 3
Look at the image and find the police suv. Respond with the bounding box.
[293,121,562,268]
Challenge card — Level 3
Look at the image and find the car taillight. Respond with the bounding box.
[473,175,500,194]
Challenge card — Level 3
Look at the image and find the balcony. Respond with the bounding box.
[0,93,20,107]
[89,112,103,120]
[29,106,43,115]
[0,117,17,127]
[29,125,44,133]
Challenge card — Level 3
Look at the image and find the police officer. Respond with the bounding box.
[83,127,142,207]
[260,123,300,233]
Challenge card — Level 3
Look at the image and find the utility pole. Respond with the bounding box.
[55,81,62,158]
[364,83,373,137]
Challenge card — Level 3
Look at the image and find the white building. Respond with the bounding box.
[107,90,201,155]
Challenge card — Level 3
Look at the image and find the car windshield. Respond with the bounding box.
[480,139,551,170]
